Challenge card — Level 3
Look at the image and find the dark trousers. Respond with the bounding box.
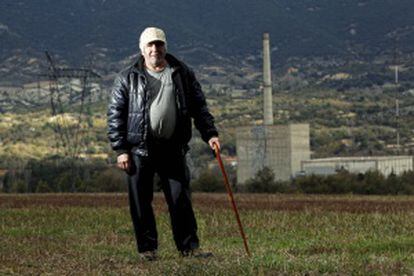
[127,146,199,253]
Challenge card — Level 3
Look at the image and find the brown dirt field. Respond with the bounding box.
[1,193,414,213]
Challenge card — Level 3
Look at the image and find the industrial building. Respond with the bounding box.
[236,33,310,184]
[237,124,310,183]
[301,156,413,176]
[235,33,414,185]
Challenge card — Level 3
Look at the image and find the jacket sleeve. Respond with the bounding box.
[107,74,130,155]
[186,68,218,142]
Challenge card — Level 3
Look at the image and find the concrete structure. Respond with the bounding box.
[235,33,310,184]
[237,124,310,183]
[262,33,274,125]
[301,156,413,176]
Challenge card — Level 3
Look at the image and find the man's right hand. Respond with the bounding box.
[117,153,131,172]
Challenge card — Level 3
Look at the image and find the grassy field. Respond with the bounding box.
[1,193,414,275]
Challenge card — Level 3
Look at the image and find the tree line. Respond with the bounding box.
[2,158,414,195]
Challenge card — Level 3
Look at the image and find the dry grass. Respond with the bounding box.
[1,193,414,275]
[2,193,414,213]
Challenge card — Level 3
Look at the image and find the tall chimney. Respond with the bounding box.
[263,33,274,125]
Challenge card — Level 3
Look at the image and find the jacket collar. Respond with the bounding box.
[132,53,182,74]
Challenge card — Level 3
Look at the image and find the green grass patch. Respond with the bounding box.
[1,195,414,275]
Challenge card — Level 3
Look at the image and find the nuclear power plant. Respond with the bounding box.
[235,33,413,184]
[236,33,311,183]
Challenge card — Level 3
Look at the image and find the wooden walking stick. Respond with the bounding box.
[213,143,251,257]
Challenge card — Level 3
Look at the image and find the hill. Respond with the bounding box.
[1,0,414,70]
[1,1,414,169]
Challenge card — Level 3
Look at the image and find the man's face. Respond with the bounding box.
[142,40,166,68]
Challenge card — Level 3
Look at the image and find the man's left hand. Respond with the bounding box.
[208,137,220,151]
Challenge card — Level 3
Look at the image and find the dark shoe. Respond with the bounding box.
[181,249,213,259]
[139,250,157,261]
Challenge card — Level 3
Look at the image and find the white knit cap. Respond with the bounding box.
[139,27,167,52]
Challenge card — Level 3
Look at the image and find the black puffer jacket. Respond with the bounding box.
[107,53,218,156]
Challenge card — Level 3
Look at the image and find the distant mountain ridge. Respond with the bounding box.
[1,0,414,69]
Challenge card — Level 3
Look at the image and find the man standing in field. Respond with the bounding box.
[107,27,220,260]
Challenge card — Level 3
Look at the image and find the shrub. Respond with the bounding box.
[360,170,386,194]
[244,167,289,193]
[192,169,224,192]
[295,174,327,194]
[35,180,52,193]
[86,167,127,192]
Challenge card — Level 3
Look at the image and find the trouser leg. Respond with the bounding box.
[127,154,157,253]
[159,154,199,252]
